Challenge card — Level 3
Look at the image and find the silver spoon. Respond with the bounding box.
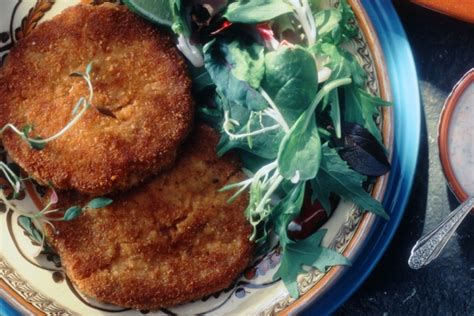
[408,196,474,269]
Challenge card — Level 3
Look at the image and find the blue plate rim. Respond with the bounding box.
[299,0,421,314]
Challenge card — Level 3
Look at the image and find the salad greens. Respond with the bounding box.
[125,0,391,297]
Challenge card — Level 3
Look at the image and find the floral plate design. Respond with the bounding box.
[0,0,396,315]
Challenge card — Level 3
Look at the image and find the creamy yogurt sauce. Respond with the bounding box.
[448,82,474,196]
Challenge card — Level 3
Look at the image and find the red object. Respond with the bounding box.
[256,23,274,41]
[287,192,339,240]
[210,20,233,35]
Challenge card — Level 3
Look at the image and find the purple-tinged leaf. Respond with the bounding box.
[339,123,390,177]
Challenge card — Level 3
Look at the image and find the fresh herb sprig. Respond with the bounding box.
[0,62,113,256]
[0,162,112,257]
[0,62,94,150]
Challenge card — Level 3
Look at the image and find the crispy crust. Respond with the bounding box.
[45,125,254,309]
[0,4,194,195]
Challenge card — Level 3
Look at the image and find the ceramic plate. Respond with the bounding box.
[0,0,420,315]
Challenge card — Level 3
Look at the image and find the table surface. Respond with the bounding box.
[337,2,474,315]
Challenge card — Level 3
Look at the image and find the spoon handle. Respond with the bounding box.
[408,197,474,269]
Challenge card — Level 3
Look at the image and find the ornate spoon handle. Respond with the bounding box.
[408,196,474,269]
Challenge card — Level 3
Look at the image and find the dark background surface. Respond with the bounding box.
[337,2,474,315]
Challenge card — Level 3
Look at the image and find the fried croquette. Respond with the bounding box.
[45,125,254,309]
[0,4,194,195]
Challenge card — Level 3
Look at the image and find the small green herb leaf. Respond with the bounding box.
[18,216,43,244]
[274,229,351,298]
[224,0,293,24]
[69,72,83,77]
[29,137,45,150]
[63,206,82,221]
[22,124,33,138]
[86,197,113,209]
[85,62,93,76]
[278,114,321,181]
[310,144,388,218]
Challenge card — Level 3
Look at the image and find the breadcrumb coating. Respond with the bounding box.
[0,4,194,195]
[45,125,254,309]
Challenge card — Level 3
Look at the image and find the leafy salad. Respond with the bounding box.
[0,0,392,299]
[124,0,391,297]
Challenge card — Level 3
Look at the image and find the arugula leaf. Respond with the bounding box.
[310,144,388,218]
[224,0,293,24]
[203,39,267,111]
[63,206,82,221]
[86,197,113,209]
[270,181,306,247]
[343,85,382,143]
[262,46,318,126]
[339,0,358,40]
[314,9,342,39]
[278,114,321,181]
[315,42,366,87]
[22,124,33,138]
[274,229,351,297]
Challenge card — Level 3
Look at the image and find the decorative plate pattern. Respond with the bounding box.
[0,0,394,315]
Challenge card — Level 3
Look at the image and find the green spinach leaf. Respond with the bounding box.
[227,41,265,89]
[217,102,284,159]
[262,46,318,126]
[224,0,293,24]
[278,114,321,181]
[203,39,267,111]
